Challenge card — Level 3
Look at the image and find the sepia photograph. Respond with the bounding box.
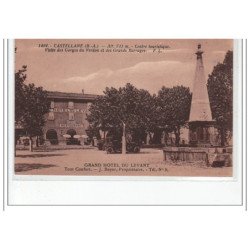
[14,39,233,177]
[1,2,249,250]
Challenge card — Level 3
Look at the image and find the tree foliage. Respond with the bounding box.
[20,83,50,137]
[156,85,192,145]
[207,50,233,145]
[15,65,27,123]
[87,83,156,142]
[15,66,50,150]
[87,83,191,145]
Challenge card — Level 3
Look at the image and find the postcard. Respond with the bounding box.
[14,39,235,177]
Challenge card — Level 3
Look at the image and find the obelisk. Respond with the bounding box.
[189,44,215,147]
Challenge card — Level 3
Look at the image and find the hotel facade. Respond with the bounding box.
[44,91,98,145]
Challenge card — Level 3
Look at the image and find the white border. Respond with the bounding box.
[8,39,243,205]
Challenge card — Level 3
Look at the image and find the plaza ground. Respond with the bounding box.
[15,147,232,176]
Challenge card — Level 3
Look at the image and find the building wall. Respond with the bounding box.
[44,99,92,143]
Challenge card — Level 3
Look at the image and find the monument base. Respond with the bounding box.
[189,121,218,147]
[163,146,232,167]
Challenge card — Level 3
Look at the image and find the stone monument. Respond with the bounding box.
[163,44,232,167]
[188,44,216,147]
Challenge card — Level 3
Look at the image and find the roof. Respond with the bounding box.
[47,91,99,101]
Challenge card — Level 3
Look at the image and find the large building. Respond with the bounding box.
[44,91,98,145]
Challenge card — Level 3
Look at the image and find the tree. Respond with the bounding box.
[15,65,27,123]
[15,67,50,152]
[15,66,27,155]
[87,83,156,143]
[157,85,192,146]
[207,50,233,146]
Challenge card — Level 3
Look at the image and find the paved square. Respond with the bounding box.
[15,148,232,176]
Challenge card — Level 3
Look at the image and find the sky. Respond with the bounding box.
[15,39,233,95]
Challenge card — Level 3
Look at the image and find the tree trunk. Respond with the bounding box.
[220,127,225,147]
[15,139,17,157]
[164,132,169,146]
[149,133,152,144]
[29,137,33,152]
[36,136,39,147]
[152,130,162,144]
[174,127,180,146]
[146,132,150,145]
[122,122,126,154]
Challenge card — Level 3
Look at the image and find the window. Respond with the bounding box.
[86,102,92,114]
[50,101,55,109]
[69,112,74,121]
[68,101,74,109]
[48,111,55,121]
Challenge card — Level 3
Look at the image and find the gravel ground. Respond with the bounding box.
[15,148,232,176]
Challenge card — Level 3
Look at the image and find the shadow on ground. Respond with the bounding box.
[138,151,160,154]
[108,151,160,155]
[15,163,57,172]
[16,154,66,158]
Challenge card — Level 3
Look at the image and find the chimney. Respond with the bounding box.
[82,89,84,95]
